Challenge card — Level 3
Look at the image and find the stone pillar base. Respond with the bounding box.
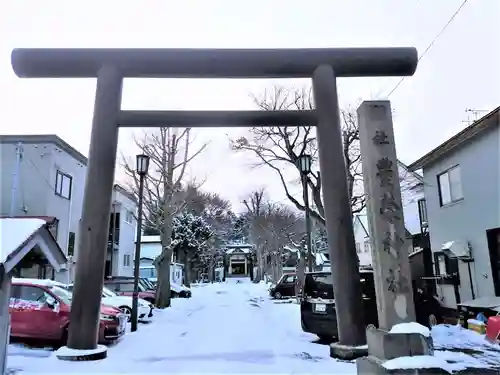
[330,342,368,360]
[55,345,107,361]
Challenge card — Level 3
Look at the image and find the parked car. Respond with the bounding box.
[64,283,153,323]
[104,278,157,304]
[269,273,297,299]
[105,277,191,299]
[300,270,444,341]
[10,278,126,345]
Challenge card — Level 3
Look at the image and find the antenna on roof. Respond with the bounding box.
[462,108,489,125]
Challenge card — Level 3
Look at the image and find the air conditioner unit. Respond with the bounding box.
[441,240,472,260]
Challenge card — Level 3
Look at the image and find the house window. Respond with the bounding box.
[123,254,131,267]
[55,171,72,199]
[364,241,370,253]
[437,166,463,206]
[67,232,76,256]
[355,243,361,253]
[125,210,134,224]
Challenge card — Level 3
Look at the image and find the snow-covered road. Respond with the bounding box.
[8,280,355,374]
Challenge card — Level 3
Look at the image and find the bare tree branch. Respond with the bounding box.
[120,127,207,308]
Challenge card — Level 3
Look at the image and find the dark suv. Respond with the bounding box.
[300,271,378,341]
[300,270,443,341]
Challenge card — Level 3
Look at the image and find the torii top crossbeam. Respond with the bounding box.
[11,47,418,79]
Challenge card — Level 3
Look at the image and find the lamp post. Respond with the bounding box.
[131,154,150,332]
[297,154,313,272]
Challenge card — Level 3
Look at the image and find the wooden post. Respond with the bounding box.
[67,65,123,351]
[358,100,416,330]
[313,65,366,346]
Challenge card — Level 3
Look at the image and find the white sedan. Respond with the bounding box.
[65,284,153,323]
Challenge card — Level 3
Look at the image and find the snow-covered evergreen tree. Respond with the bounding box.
[171,212,214,285]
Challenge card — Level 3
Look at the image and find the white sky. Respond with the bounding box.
[2,0,498,213]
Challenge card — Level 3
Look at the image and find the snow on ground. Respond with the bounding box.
[432,324,500,370]
[7,280,500,374]
[7,280,354,374]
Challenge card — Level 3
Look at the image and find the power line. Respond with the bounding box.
[385,0,469,98]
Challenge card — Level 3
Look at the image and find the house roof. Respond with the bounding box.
[397,160,423,186]
[408,106,500,171]
[226,247,251,254]
[0,134,88,166]
[226,243,253,249]
[353,214,413,239]
[0,215,57,224]
[0,218,67,273]
[113,184,137,204]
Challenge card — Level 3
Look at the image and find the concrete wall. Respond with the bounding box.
[423,125,500,308]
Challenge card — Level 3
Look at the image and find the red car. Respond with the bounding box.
[10,279,126,345]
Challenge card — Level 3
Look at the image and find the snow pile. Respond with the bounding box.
[383,355,457,373]
[389,322,430,337]
[432,324,496,350]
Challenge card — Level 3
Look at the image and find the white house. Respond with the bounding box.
[0,134,138,282]
[137,235,183,284]
[106,184,138,278]
[352,160,425,267]
[408,107,500,311]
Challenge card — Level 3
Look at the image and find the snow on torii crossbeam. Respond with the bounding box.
[11,47,418,360]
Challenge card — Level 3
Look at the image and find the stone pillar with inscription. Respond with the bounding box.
[358,100,415,329]
[356,101,435,375]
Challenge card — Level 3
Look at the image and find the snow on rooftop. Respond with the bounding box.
[0,218,46,263]
[226,247,251,254]
[389,322,430,337]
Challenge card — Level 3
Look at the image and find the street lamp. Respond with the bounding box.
[131,154,150,332]
[297,154,313,272]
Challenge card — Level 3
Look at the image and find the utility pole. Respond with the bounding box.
[10,142,23,216]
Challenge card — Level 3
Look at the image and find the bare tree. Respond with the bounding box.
[230,86,365,228]
[123,127,207,308]
[242,188,266,282]
[242,188,304,283]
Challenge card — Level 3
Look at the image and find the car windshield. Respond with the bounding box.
[102,286,117,298]
[304,273,334,299]
[303,272,376,300]
[49,286,72,305]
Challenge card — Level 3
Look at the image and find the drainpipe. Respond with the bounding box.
[64,173,74,283]
[110,203,117,277]
[9,142,23,216]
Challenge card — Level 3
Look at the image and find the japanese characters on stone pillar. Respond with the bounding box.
[357,100,416,330]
